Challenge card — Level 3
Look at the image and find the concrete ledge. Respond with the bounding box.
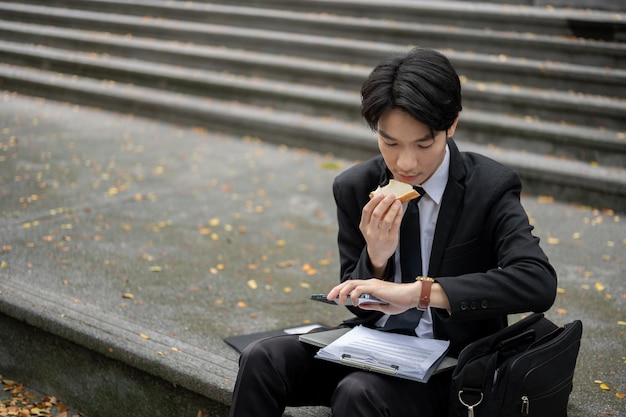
[0,281,234,416]
[0,284,334,417]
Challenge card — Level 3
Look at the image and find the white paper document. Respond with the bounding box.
[315,325,452,383]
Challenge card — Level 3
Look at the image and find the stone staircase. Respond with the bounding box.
[1,3,626,416]
[0,0,625,209]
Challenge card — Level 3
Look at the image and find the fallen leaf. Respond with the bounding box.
[537,195,554,203]
[276,260,297,268]
[320,161,342,170]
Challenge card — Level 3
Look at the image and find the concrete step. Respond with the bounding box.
[1,63,624,209]
[0,3,625,98]
[169,0,626,40]
[452,0,626,13]
[9,0,626,67]
[0,278,328,417]
[2,38,625,131]
[0,280,235,417]
[1,40,624,170]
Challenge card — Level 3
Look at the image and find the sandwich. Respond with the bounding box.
[369,179,420,203]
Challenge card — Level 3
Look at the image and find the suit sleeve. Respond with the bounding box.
[332,174,395,283]
[434,168,557,321]
[332,165,392,323]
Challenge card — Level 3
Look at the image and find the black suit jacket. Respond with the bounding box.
[332,139,557,355]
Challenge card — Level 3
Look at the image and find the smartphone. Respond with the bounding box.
[310,294,388,306]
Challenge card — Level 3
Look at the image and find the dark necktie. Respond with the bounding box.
[382,187,425,335]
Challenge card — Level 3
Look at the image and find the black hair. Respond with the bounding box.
[360,47,462,134]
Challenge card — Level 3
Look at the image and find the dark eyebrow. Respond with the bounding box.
[378,129,434,143]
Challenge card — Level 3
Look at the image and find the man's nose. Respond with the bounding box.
[397,151,417,172]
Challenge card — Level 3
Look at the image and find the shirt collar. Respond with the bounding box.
[419,144,449,205]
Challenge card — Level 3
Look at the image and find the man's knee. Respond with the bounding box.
[333,372,380,406]
[239,335,306,370]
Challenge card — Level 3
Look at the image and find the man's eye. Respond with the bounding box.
[383,141,398,147]
[417,140,435,149]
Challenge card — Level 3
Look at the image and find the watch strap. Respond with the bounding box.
[416,276,435,310]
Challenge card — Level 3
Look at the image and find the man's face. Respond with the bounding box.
[377,108,456,186]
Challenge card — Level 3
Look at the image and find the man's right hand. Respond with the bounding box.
[359,194,404,276]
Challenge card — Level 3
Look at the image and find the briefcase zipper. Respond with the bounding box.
[521,395,530,415]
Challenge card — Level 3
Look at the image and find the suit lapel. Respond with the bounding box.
[428,139,466,276]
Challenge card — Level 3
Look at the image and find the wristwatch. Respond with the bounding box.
[416,276,435,310]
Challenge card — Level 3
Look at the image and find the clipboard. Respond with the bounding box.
[300,326,457,383]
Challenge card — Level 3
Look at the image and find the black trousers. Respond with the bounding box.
[228,333,452,417]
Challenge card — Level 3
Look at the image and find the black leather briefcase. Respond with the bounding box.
[448,313,583,417]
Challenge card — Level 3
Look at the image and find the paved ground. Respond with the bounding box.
[0,92,624,416]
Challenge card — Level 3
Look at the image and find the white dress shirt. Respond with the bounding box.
[377,144,450,338]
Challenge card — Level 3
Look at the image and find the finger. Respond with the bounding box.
[372,195,397,220]
[326,281,348,301]
[330,281,357,305]
[362,194,385,223]
[368,197,397,234]
[380,199,403,232]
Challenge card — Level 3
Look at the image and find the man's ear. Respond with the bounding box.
[446,116,460,138]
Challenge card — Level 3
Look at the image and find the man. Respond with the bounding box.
[228,47,557,417]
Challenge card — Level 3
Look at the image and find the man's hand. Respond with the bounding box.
[360,194,404,275]
[327,278,420,315]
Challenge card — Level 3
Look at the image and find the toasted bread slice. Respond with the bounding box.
[369,179,420,203]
